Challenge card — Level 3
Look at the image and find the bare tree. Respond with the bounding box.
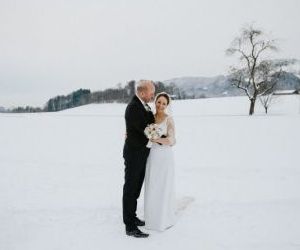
[226,25,295,115]
[259,92,278,114]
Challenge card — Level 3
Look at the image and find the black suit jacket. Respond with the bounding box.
[123,95,155,152]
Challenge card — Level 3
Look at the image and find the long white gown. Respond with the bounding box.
[144,116,177,231]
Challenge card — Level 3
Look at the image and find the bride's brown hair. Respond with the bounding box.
[154,92,171,105]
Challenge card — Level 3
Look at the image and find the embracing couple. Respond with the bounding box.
[122,80,177,238]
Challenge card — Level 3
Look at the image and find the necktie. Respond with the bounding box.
[144,103,151,112]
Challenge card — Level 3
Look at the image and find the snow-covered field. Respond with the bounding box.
[1,96,300,250]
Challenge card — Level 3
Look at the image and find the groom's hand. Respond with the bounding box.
[151,135,166,145]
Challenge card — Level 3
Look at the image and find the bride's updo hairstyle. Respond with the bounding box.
[154,92,171,105]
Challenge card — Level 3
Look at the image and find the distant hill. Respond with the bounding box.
[164,72,300,99]
[2,72,299,113]
[0,107,7,112]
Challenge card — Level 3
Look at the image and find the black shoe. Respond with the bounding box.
[126,228,149,238]
[134,217,145,226]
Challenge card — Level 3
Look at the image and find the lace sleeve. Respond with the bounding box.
[166,116,176,146]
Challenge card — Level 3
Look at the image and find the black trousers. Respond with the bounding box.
[122,145,150,229]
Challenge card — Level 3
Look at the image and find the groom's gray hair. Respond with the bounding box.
[136,80,155,93]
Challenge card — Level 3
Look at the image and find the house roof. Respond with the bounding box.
[273,90,299,95]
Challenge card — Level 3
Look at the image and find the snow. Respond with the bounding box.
[1,96,300,250]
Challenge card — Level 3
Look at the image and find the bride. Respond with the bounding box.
[144,92,177,231]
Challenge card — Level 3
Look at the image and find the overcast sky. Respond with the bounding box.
[1,0,300,107]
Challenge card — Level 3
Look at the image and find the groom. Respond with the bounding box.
[122,80,155,238]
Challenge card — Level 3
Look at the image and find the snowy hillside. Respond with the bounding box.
[0,96,300,250]
[164,73,300,98]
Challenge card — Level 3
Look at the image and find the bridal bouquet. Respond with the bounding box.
[145,123,164,148]
[144,123,162,140]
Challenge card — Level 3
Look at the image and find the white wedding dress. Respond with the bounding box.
[144,116,177,231]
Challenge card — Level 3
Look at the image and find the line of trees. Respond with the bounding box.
[45,89,91,112]
[7,80,178,113]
